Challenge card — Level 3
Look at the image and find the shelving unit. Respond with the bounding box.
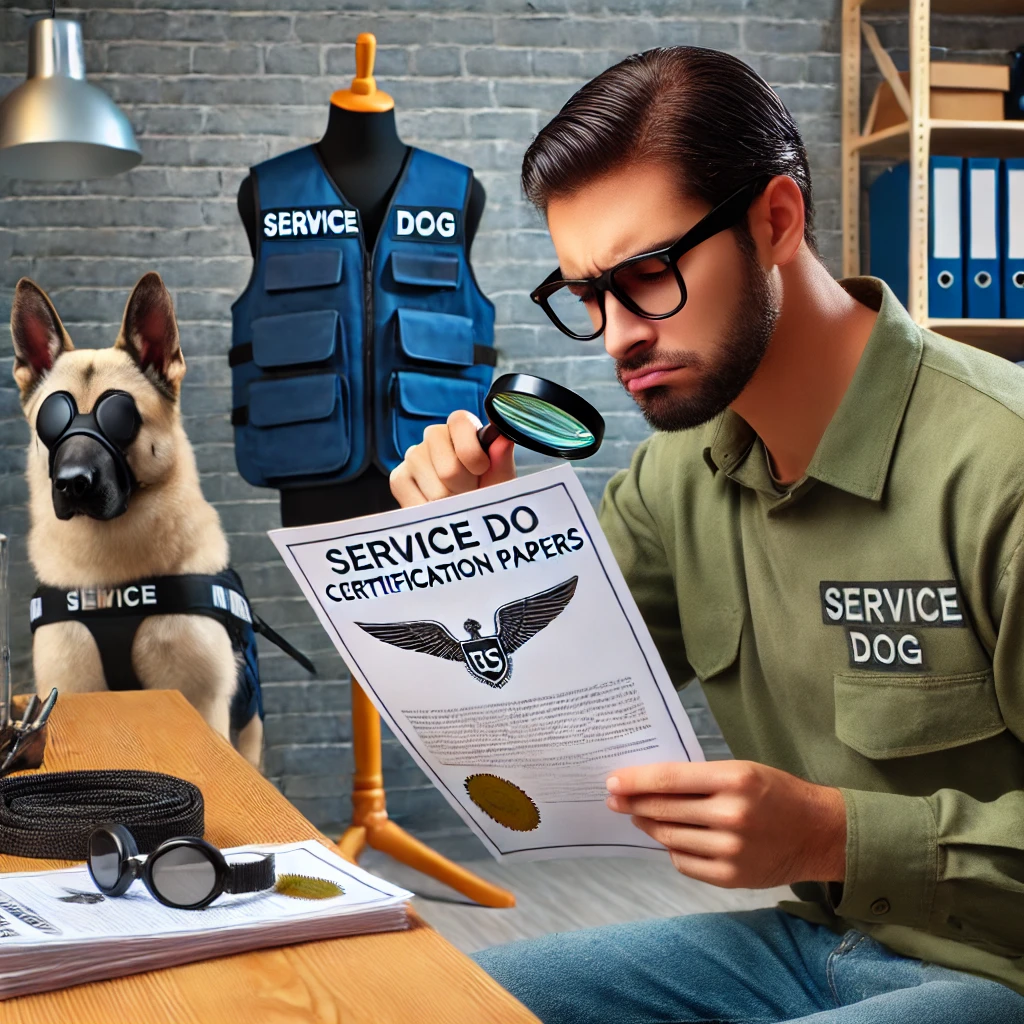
[852,119,1024,159]
[841,0,1024,360]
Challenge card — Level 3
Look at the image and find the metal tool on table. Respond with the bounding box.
[0,534,57,777]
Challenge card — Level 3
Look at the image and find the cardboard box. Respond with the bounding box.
[868,62,1009,133]
[929,62,1008,91]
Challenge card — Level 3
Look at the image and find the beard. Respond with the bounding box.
[615,235,779,432]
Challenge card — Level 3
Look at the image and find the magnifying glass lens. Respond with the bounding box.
[479,372,604,460]
[489,392,595,450]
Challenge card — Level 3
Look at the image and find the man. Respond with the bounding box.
[389,47,1024,1023]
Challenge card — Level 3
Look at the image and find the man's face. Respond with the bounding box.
[546,162,779,431]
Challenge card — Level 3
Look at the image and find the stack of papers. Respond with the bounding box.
[0,839,413,999]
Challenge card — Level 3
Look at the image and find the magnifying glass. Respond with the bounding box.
[476,373,605,461]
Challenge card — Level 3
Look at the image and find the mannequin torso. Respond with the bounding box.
[236,106,486,256]
[235,106,487,526]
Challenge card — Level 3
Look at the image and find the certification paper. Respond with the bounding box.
[270,465,703,861]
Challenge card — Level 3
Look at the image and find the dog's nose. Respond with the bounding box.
[54,464,95,498]
[50,435,129,521]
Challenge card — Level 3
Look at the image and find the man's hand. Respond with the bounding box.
[390,410,516,507]
[605,760,847,889]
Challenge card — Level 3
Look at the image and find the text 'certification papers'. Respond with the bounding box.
[270,465,703,862]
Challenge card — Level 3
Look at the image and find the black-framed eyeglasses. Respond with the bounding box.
[530,177,767,341]
[88,823,276,910]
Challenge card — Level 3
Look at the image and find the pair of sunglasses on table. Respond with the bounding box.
[88,824,275,910]
[530,177,767,341]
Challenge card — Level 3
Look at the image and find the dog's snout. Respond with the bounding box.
[50,435,129,521]
[54,463,95,498]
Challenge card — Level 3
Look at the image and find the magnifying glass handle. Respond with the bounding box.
[477,422,502,451]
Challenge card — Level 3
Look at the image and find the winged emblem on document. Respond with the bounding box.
[355,576,578,688]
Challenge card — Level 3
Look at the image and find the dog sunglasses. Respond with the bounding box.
[35,390,142,480]
[87,824,276,910]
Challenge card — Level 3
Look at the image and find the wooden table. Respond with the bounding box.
[0,691,540,1024]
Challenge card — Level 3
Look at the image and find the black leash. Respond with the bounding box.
[0,770,204,860]
[253,614,317,675]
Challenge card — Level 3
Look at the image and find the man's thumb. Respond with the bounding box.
[480,434,516,487]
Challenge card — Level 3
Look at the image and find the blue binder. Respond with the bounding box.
[1002,158,1024,318]
[869,161,910,308]
[929,156,964,319]
[965,158,1001,319]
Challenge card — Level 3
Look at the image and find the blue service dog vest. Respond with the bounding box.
[230,145,496,488]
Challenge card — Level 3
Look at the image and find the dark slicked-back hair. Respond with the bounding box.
[521,47,817,250]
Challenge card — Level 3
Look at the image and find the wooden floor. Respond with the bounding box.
[361,850,793,954]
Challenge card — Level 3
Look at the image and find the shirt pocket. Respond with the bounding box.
[833,669,1005,759]
[683,608,745,684]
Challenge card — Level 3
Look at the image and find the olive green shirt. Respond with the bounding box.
[598,277,1024,994]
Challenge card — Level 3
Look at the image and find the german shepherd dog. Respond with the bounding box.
[10,272,263,767]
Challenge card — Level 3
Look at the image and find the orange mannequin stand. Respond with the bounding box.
[338,679,515,908]
[328,35,514,910]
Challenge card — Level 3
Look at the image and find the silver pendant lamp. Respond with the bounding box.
[0,9,141,180]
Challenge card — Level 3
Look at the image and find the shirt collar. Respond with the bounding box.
[703,277,923,502]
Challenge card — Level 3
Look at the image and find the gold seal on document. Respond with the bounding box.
[464,774,540,832]
[274,875,344,900]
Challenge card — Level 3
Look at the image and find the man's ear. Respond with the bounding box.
[116,272,186,396]
[9,278,74,399]
[754,175,806,268]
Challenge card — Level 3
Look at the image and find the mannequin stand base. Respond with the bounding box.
[338,680,515,909]
[338,818,515,908]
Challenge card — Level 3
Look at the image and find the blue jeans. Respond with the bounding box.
[471,908,1024,1023]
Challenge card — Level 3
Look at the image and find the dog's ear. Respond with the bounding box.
[10,279,74,398]
[116,272,186,396]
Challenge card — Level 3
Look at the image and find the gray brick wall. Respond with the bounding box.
[0,1,987,860]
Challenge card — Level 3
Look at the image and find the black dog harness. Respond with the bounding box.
[29,569,314,733]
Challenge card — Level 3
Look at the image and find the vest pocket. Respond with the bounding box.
[264,250,343,292]
[246,373,350,479]
[252,310,340,367]
[390,251,460,289]
[395,308,474,367]
[833,669,1005,759]
[391,371,485,455]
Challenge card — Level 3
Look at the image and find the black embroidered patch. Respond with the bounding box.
[820,580,965,671]
[819,581,965,628]
[261,206,359,240]
[388,206,462,244]
[844,627,928,671]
